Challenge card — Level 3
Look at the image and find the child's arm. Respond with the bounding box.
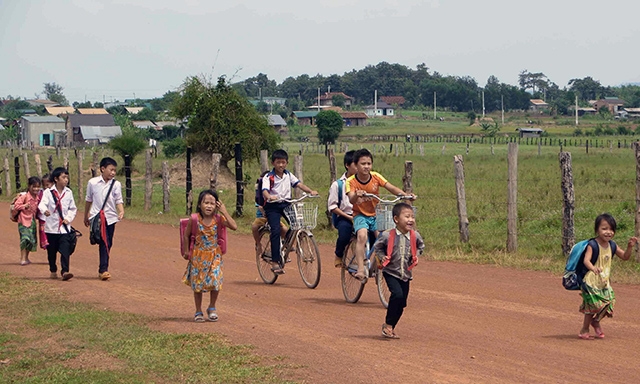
[182,216,192,259]
[416,232,426,256]
[582,245,600,275]
[63,193,77,225]
[383,181,415,198]
[296,182,318,196]
[216,201,238,230]
[615,237,638,260]
[116,203,125,220]
[83,201,92,227]
[38,193,50,217]
[328,182,351,219]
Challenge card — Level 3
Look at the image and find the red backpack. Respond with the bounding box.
[180,213,227,259]
[380,229,419,270]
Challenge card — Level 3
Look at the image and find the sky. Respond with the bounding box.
[1,0,639,104]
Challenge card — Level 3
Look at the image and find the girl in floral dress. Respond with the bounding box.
[579,213,637,339]
[12,177,42,265]
[182,190,237,322]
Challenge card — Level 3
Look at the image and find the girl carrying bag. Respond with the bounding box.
[90,180,115,246]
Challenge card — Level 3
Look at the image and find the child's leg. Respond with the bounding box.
[20,249,28,264]
[334,217,353,266]
[39,220,49,249]
[98,224,116,274]
[46,234,60,273]
[354,228,368,278]
[384,272,407,329]
[265,204,284,267]
[580,313,593,335]
[193,291,203,313]
[208,290,219,310]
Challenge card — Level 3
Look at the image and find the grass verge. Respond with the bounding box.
[0,273,296,383]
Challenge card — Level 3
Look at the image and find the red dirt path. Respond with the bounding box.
[1,202,640,383]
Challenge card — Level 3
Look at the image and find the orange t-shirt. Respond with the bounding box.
[345,171,388,217]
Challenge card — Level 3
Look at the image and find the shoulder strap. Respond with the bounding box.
[190,213,198,235]
[269,173,275,189]
[50,189,70,233]
[100,180,116,211]
[387,230,396,257]
[588,238,600,265]
[610,240,617,258]
[337,179,344,206]
[410,230,417,257]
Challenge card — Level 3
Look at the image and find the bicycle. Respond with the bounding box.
[341,194,417,308]
[256,193,322,288]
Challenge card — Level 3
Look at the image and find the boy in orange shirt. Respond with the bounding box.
[346,148,412,280]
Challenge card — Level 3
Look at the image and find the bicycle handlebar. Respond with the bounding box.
[361,193,417,204]
[270,193,320,204]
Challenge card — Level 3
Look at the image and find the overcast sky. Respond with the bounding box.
[1,0,639,103]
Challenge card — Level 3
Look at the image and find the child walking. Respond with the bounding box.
[38,173,52,250]
[262,149,317,274]
[372,203,425,339]
[578,213,637,339]
[11,176,42,265]
[84,157,124,281]
[38,168,78,281]
[182,190,237,322]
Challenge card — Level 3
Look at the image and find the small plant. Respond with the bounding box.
[573,128,583,136]
[162,137,187,158]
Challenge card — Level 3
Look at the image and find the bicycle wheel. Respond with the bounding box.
[341,239,365,303]
[296,231,321,289]
[376,270,390,309]
[256,227,278,284]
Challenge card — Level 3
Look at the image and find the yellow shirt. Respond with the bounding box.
[583,243,612,290]
[346,171,388,217]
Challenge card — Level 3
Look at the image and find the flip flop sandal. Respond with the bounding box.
[381,324,399,339]
[578,333,593,340]
[271,266,285,275]
[207,307,219,322]
[591,321,605,339]
[194,312,205,323]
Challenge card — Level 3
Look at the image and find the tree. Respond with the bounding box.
[568,77,603,101]
[316,110,343,145]
[43,82,69,106]
[109,131,147,162]
[332,94,346,107]
[171,75,280,168]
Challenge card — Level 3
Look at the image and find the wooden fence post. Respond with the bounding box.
[162,161,170,213]
[34,154,42,178]
[144,150,152,211]
[14,157,21,191]
[3,156,10,196]
[328,148,337,183]
[559,152,575,256]
[507,142,518,253]
[538,139,541,156]
[294,154,303,198]
[124,154,132,207]
[77,150,83,200]
[63,149,69,172]
[260,149,269,174]
[234,143,244,216]
[186,147,192,215]
[22,152,30,179]
[453,155,470,243]
[403,160,413,194]
[635,143,640,261]
[46,155,53,172]
[210,153,221,190]
[91,150,99,177]
[441,144,446,155]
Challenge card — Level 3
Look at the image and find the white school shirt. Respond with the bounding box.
[85,176,124,225]
[327,172,353,215]
[38,186,77,234]
[262,169,300,200]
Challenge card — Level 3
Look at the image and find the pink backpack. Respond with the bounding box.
[179,213,227,259]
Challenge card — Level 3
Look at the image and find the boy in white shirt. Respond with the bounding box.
[83,157,124,281]
[327,150,357,268]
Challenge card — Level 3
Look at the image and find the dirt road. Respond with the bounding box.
[2,202,640,383]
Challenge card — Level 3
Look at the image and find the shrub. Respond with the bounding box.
[573,128,583,136]
[163,137,187,158]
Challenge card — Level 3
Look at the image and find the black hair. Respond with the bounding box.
[99,157,118,169]
[343,150,356,169]
[27,176,41,188]
[392,202,413,219]
[50,167,69,183]
[42,173,51,184]
[196,189,219,216]
[271,149,288,162]
[353,148,373,165]
[595,213,617,233]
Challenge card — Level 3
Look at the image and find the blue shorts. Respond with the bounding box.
[353,214,376,233]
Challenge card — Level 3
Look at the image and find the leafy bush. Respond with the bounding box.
[573,128,583,136]
[109,131,147,162]
[617,125,630,135]
[163,137,187,158]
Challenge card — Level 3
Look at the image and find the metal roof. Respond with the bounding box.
[267,114,287,126]
[68,114,115,128]
[77,108,109,114]
[21,116,65,123]
[79,125,122,142]
[292,111,319,118]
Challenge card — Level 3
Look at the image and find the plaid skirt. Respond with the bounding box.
[18,220,37,252]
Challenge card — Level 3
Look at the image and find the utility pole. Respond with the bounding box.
[482,91,485,118]
[374,90,377,117]
[501,95,505,124]
[434,92,437,120]
[575,95,579,126]
[317,88,320,111]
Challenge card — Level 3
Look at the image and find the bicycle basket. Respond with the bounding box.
[375,202,417,232]
[284,202,318,230]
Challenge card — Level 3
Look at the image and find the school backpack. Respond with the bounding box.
[255,172,275,206]
[9,192,26,222]
[379,229,419,270]
[563,238,616,290]
[331,179,345,228]
[179,213,227,259]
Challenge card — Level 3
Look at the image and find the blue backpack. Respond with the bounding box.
[563,238,616,290]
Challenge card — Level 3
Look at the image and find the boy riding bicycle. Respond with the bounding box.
[346,148,414,281]
[327,150,357,268]
[262,149,318,275]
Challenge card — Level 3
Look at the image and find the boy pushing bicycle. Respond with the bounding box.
[346,148,414,281]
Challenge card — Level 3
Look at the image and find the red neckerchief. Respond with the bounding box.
[52,188,66,231]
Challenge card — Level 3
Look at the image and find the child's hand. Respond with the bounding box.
[628,237,638,248]
[356,190,365,197]
[182,252,190,260]
[309,190,319,196]
[216,201,228,214]
[44,210,51,217]
[269,194,279,202]
[592,267,602,275]
[83,217,90,227]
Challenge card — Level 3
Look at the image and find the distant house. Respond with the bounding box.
[291,111,319,126]
[576,107,597,116]
[104,101,127,109]
[18,109,37,116]
[268,115,288,134]
[364,101,394,117]
[125,107,144,114]
[132,120,156,129]
[26,99,59,108]
[154,121,180,130]
[79,126,122,145]
[77,108,109,115]
[46,106,76,116]
[20,115,66,147]
[529,99,549,112]
[262,97,287,106]
[66,114,116,145]
[339,112,368,127]
[380,96,406,106]
[594,97,625,114]
[319,92,354,108]
[517,128,544,138]
[623,107,640,118]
